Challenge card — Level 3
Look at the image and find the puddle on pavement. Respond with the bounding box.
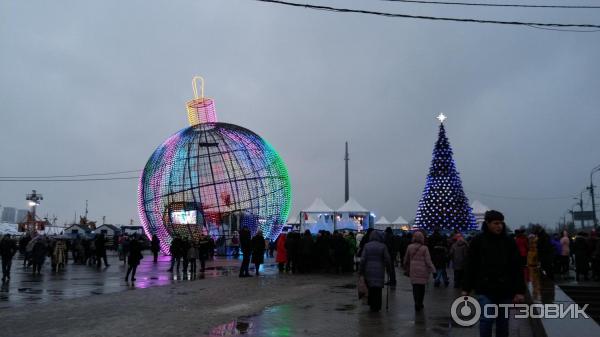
[207,320,254,336]
[206,307,293,336]
[18,288,43,294]
[335,304,356,311]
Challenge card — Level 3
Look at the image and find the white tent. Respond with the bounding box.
[470,200,490,226]
[393,216,409,225]
[374,216,391,230]
[337,198,368,213]
[391,215,410,230]
[302,198,334,213]
[308,216,334,233]
[336,213,357,231]
[336,197,370,231]
[300,198,335,232]
[286,213,300,225]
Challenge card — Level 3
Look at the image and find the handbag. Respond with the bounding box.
[357,275,368,300]
[404,244,424,277]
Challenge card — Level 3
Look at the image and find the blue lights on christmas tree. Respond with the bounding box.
[414,114,477,232]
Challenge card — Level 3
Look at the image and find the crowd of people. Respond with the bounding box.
[2,212,600,337]
[165,233,213,278]
[0,232,149,283]
[356,211,600,337]
[515,227,600,282]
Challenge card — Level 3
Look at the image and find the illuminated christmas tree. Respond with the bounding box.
[414,114,477,232]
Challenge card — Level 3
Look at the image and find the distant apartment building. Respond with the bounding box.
[16,209,29,222]
[1,207,16,223]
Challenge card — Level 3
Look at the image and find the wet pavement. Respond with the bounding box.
[204,276,533,337]
[0,252,278,309]
[0,256,535,337]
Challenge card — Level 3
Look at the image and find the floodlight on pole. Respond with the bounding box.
[25,190,43,235]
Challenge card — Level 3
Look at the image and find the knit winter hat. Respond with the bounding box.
[484,210,504,223]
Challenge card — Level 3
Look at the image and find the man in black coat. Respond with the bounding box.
[299,230,314,273]
[239,226,252,277]
[0,234,18,282]
[535,226,555,280]
[95,234,110,268]
[125,235,143,282]
[151,234,160,263]
[463,210,525,337]
[284,231,299,273]
[251,230,265,276]
[384,227,397,285]
[167,235,183,272]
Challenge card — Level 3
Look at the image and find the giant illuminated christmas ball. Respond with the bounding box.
[138,77,292,253]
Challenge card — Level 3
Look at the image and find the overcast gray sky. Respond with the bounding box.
[1,0,599,229]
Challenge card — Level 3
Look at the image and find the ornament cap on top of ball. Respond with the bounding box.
[186,76,217,125]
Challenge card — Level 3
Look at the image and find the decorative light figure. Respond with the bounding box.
[138,77,292,253]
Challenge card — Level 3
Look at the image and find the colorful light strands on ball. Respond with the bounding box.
[413,114,477,233]
[138,77,292,254]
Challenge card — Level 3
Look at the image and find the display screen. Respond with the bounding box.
[171,210,197,225]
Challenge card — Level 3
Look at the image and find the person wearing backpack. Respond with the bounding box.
[403,230,435,311]
[359,231,391,312]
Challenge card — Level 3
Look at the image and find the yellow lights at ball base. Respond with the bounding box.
[437,113,447,123]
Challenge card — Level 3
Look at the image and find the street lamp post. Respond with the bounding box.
[573,193,585,229]
[590,165,600,229]
[568,200,579,232]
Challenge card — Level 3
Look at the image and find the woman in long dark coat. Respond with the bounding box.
[251,230,265,276]
[360,231,391,312]
[31,237,47,275]
[125,236,143,282]
[299,230,314,273]
[573,232,590,281]
[151,234,160,263]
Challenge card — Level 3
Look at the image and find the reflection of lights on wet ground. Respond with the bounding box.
[208,320,253,336]
[2,254,279,309]
[206,306,293,337]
